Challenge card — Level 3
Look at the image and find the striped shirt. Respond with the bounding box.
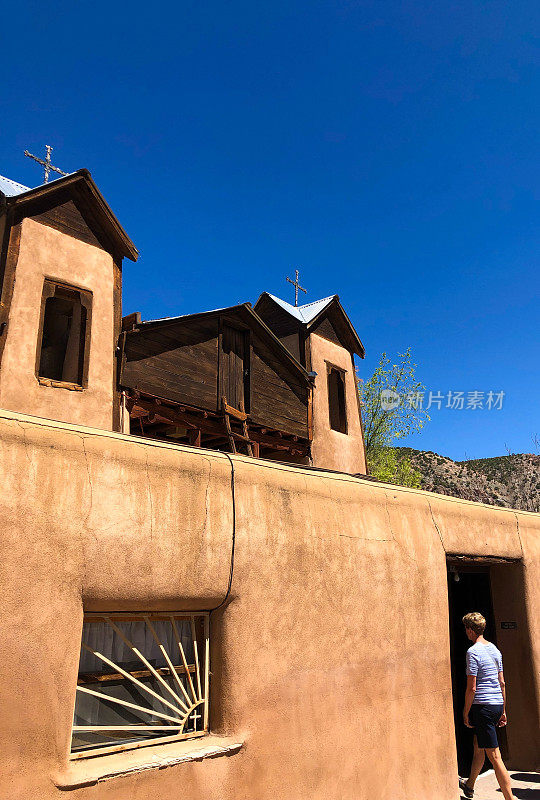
[466,642,504,705]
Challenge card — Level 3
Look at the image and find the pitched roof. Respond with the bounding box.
[134,302,311,383]
[0,174,31,197]
[141,305,230,325]
[264,293,336,324]
[255,292,365,357]
[0,169,138,261]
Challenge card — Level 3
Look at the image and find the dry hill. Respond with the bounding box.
[396,448,540,513]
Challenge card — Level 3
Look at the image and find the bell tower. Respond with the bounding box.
[254,292,367,474]
[0,170,137,431]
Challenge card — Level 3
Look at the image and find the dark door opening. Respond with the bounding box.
[447,563,507,776]
[219,324,249,412]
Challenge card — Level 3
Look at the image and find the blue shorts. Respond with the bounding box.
[469,703,504,749]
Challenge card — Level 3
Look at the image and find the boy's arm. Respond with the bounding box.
[463,675,476,727]
[498,671,507,726]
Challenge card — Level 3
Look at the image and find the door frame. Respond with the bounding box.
[446,555,521,773]
[217,316,251,412]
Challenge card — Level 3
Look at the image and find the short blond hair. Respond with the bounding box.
[462,612,486,635]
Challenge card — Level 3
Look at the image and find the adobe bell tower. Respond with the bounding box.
[254,292,367,474]
[0,170,137,431]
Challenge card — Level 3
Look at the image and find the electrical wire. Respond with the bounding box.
[204,450,374,615]
[207,451,236,613]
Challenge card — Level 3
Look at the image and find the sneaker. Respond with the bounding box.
[459,778,474,798]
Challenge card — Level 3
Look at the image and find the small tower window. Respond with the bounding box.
[37,281,92,386]
[327,365,347,434]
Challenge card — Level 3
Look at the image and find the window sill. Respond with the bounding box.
[37,377,84,391]
[54,736,244,789]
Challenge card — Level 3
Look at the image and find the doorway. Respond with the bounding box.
[219,324,250,411]
[446,561,508,776]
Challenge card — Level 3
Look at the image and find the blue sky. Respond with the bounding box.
[1,0,538,460]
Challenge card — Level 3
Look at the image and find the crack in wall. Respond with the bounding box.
[383,491,398,546]
[79,436,95,531]
[427,497,446,553]
[145,450,154,540]
[16,421,32,465]
[383,491,420,564]
[513,511,525,559]
[201,459,212,538]
[78,434,98,597]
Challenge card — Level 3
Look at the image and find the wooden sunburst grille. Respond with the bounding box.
[71,613,209,758]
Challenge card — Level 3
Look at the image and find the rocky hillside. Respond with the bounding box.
[396,448,540,512]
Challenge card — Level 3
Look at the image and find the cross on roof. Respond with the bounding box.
[24,145,68,184]
[286,269,307,307]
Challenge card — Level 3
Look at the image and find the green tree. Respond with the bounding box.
[358,348,429,487]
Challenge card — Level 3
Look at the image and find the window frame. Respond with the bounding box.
[35,278,93,388]
[70,611,210,760]
[326,361,348,435]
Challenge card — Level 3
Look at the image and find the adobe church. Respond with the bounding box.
[0,166,538,800]
[0,167,366,471]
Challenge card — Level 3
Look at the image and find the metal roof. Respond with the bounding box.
[0,171,81,199]
[265,294,336,323]
[143,296,337,329]
[0,170,138,261]
[142,305,230,325]
[0,174,31,197]
[257,291,365,357]
[0,170,84,198]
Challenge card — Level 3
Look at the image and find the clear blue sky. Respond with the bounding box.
[1,1,539,460]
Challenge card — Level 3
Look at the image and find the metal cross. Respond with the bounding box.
[286,269,307,307]
[24,145,68,184]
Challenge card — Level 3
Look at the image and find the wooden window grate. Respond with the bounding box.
[71,612,210,759]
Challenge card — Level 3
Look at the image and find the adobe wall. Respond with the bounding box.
[309,332,367,474]
[0,409,538,800]
[0,218,115,430]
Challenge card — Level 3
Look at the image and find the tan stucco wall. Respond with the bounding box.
[0,409,538,800]
[309,333,367,474]
[0,218,115,430]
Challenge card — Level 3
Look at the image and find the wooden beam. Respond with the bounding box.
[188,428,202,447]
[81,644,186,716]
[104,618,190,713]
[191,616,203,702]
[171,616,199,706]
[144,616,194,708]
[222,401,248,421]
[129,393,310,455]
[78,664,195,685]
[307,383,314,440]
[76,685,183,724]
[203,615,210,731]
[122,311,141,331]
[73,725,183,731]
[140,407,309,453]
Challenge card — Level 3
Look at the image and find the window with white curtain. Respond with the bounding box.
[71,613,209,758]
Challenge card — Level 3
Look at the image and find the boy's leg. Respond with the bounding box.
[466,736,486,789]
[485,748,515,800]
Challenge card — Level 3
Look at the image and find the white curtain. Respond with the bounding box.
[79,618,193,673]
